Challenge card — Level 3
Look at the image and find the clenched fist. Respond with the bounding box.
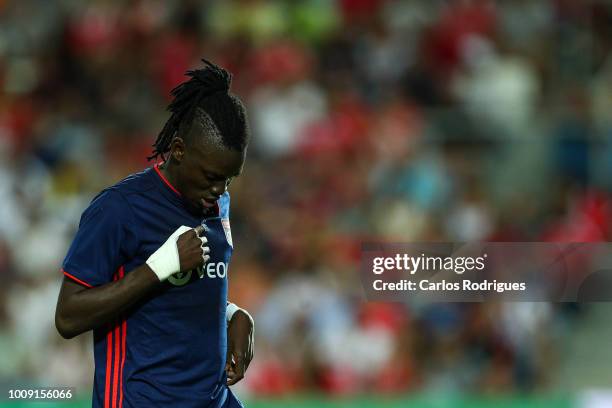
[146,225,210,282]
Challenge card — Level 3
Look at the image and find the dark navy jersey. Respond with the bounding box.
[62,164,243,408]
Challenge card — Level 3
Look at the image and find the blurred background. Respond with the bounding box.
[1,0,612,407]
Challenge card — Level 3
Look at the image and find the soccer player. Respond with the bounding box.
[55,60,254,408]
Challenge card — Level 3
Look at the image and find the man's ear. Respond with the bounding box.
[169,137,186,163]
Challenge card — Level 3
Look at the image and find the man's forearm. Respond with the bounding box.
[56,264,160,338]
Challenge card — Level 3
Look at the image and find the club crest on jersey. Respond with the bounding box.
[168,270,192,286]
[222,218,233,247]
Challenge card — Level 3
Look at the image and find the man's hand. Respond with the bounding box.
[226,309,254,386]
[176,225,209,272]
[146,225,210,282]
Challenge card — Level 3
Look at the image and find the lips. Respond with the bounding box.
[201,198,217,208]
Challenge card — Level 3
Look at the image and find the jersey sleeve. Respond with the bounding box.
[62,189,136,287]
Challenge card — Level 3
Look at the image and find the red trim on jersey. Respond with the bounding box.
[119,318,126,408]
[117,266,126,408]
[104,329,112,408]
[154,163,181,196]
[62,269,93,288]
[104,305,113,408]
[105,269,125,408]
[112,321,120,408]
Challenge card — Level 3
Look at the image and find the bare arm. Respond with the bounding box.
[226,309,255,385]
[55,265,160,339]
[55,226,207,339]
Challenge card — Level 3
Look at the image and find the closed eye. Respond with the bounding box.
[205,172,224,182]
[205,171,239,187]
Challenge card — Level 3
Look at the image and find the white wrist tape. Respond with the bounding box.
[146,225,192,281]
[226,302,241,323]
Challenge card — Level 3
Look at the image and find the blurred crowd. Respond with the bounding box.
[1,0,611,398]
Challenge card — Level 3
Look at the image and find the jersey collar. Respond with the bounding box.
[153,163,182,196]
[152,162,220,217]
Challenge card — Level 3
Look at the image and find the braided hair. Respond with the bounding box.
[148,59,249,161]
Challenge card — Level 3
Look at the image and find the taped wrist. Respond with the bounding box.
[146,225,192,281]
[226,302,241,323]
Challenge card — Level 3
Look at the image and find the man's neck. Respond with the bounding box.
[159,161,177,188]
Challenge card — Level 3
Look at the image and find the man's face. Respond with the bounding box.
[171,136,245,216]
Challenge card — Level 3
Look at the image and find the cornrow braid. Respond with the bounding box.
[148,59,249,161]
